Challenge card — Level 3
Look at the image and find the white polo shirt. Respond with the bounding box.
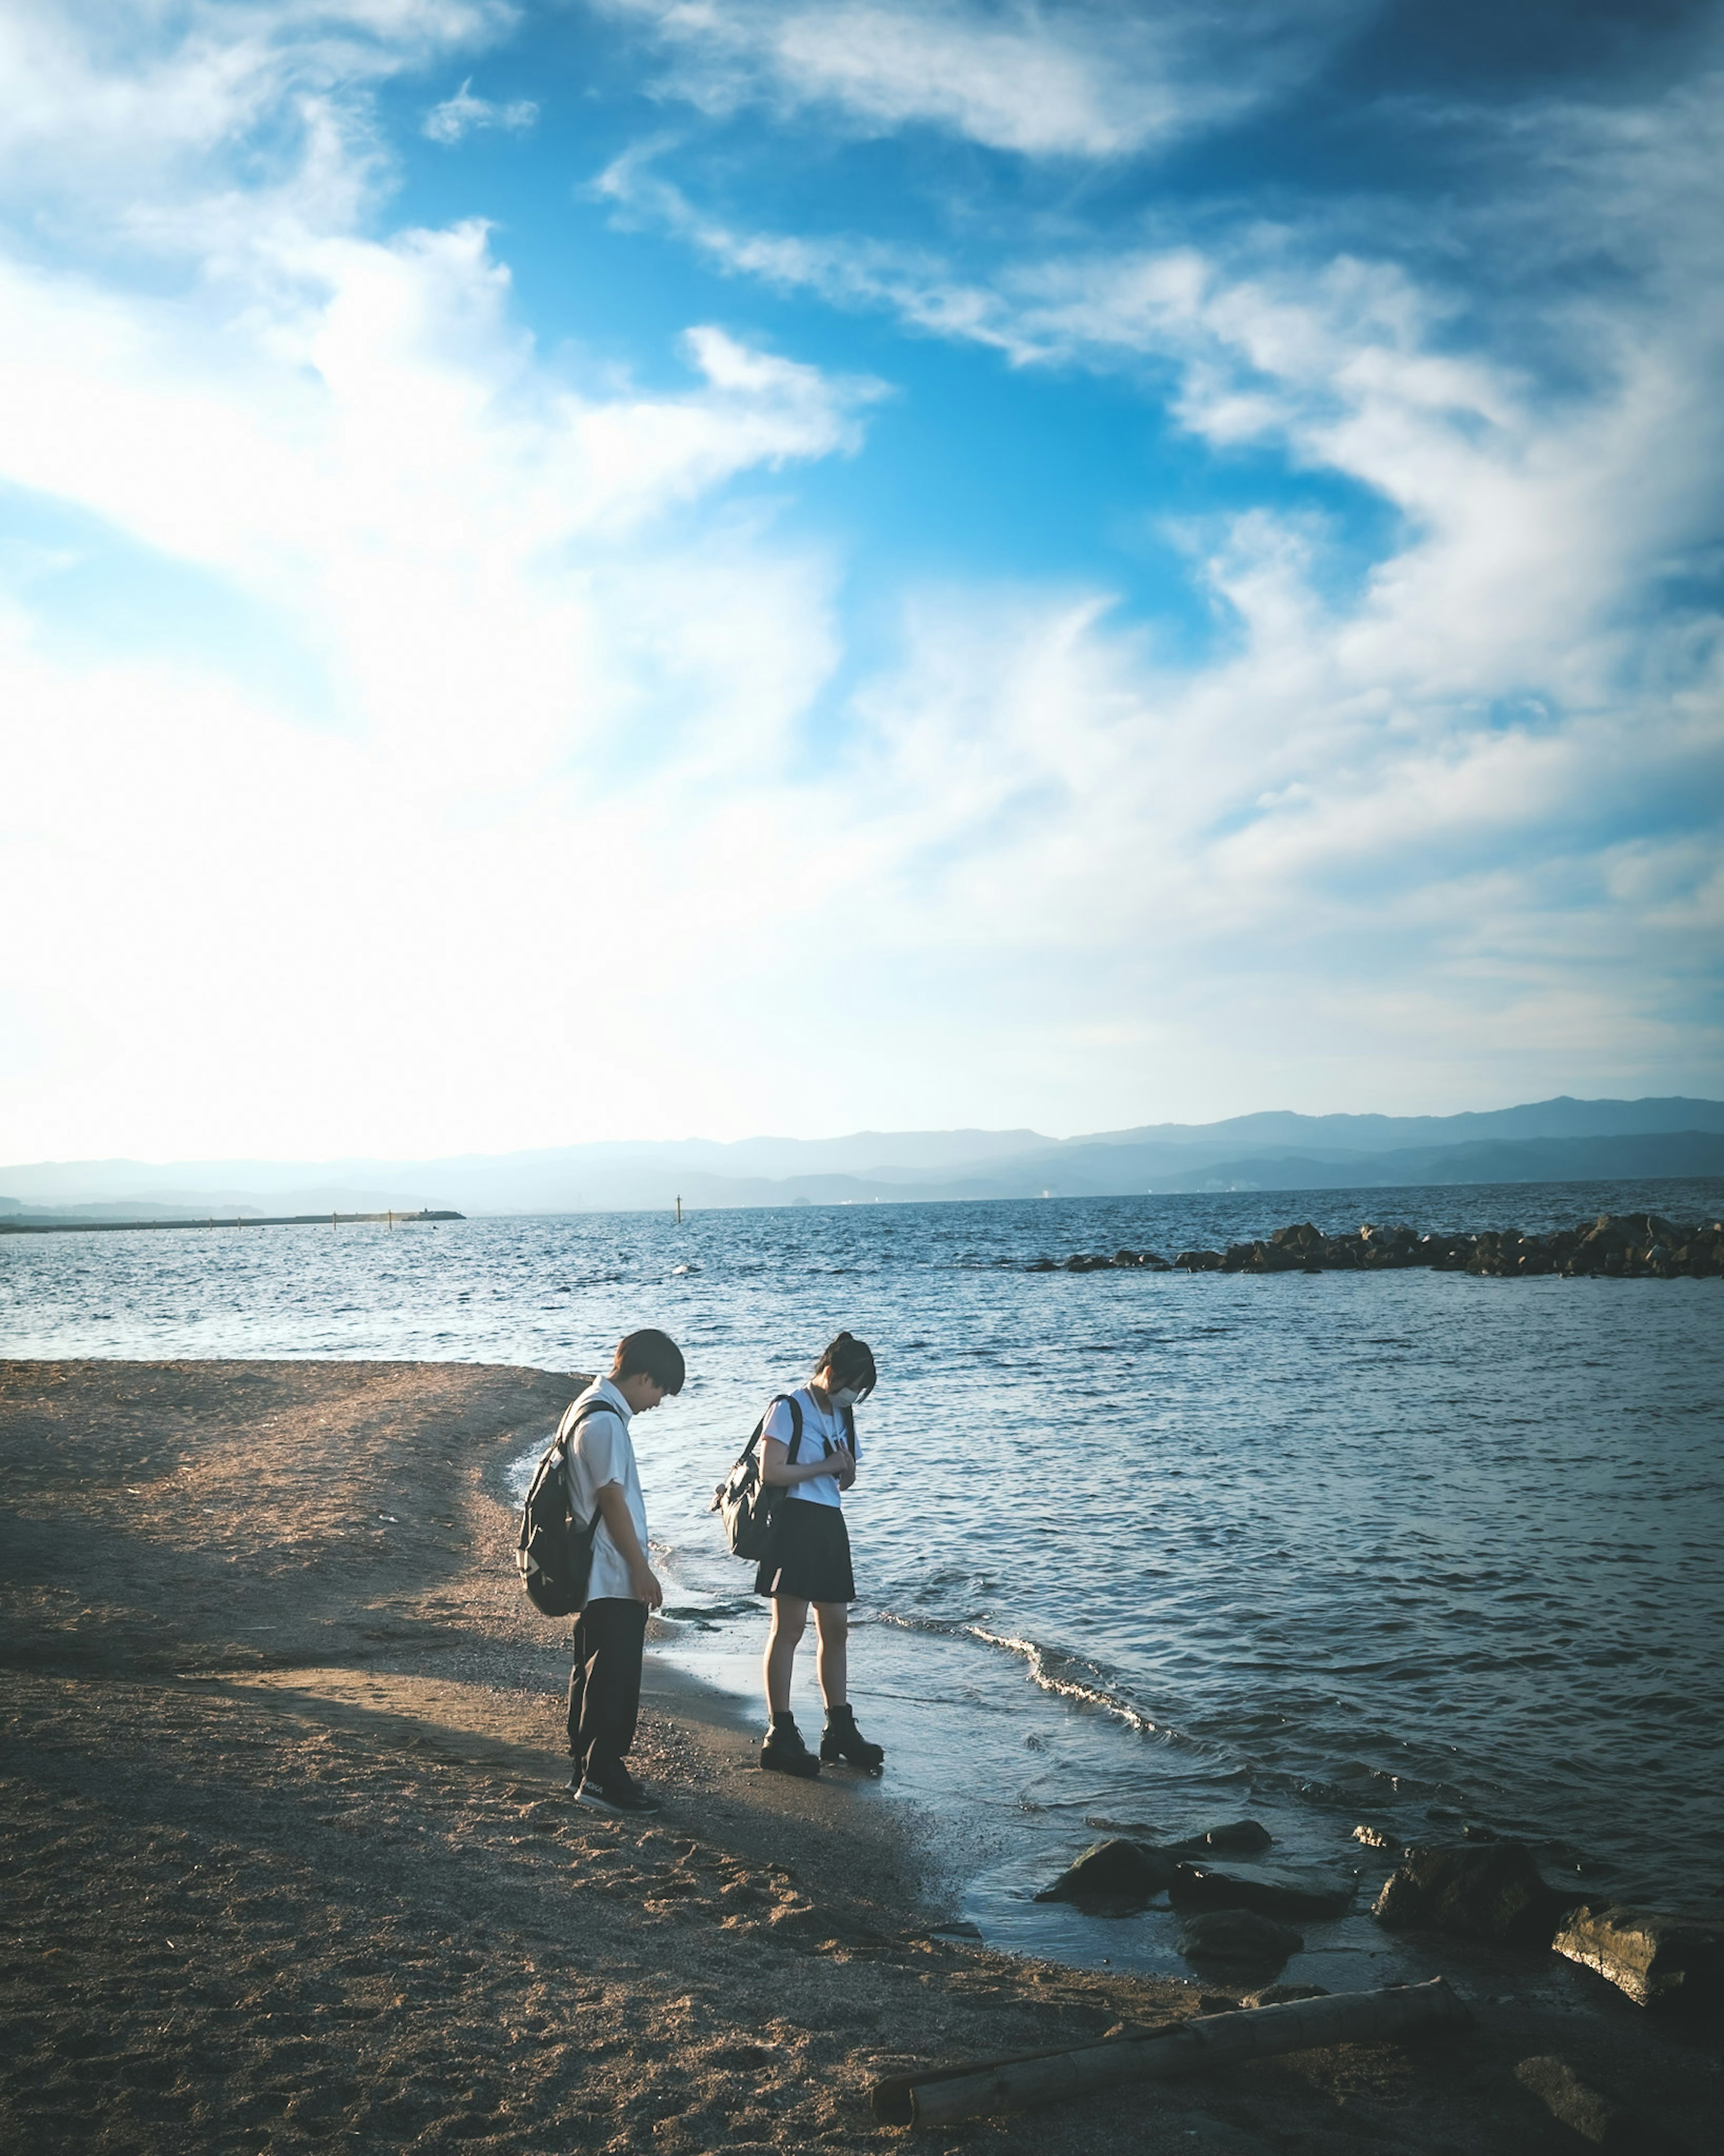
[564,1376,649,1604]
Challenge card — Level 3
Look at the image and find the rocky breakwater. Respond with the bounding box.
[1029,1212,1724,1280]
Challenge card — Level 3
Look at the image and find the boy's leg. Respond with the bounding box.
[575,1597,648,1782]
[565,1605,592,1762]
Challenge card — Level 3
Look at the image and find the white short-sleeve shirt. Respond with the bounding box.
[763,1385,852,1511]
[564,1376,649,1603]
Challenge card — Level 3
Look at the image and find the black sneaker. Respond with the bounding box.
[760,1715,821,1779]
[819,1705,885,1776]
[570,1765,662,1815]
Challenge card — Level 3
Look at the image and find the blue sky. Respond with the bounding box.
[1,1,1720,1161]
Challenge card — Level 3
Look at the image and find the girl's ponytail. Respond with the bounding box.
[816,1332,877,1398]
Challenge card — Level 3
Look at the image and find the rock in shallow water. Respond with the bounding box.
[1372,1839,1571,1948]
[1170,1861,1355,1920]
[1164,1819,1274,1858]
[1033,1837,1175,1907]
[1552,1903,1724,2010]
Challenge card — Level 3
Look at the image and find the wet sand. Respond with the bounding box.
[2,1358,1716,2154]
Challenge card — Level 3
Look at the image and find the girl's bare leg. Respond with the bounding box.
[765,1596,808,1715]
[814,1601,848,1709]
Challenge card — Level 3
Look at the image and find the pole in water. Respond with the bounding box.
[675,1194,682,1224]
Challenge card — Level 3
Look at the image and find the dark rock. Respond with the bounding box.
[1165,1819,1274,1858]
[1514,2056,1687,2150]
[1026,1257,1057,1272]
[1034,1837,1175,1908]
[1196,1993,1243,2015]
[1246,1982,1330,2007]
[1553,1904,1724,2010]
[1174,1249,1224,1271]
[1372,1840,1571,1948]
[1171,1861,1355,1920]
[1177,1909,1303,1975]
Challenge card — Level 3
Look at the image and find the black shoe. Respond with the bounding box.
[570,1765,662,1815]
[760,1715,821,1779]
[820,1705,884,1775]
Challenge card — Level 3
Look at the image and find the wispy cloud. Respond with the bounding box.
[589,59,1724,1099]
[598,0,1364,157]
[1,0,1719,1157]
[0,4,897,1155]
[423,77,539,143]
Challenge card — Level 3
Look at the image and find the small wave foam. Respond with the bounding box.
[876,1609,1162,1737]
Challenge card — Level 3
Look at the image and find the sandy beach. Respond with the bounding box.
[2,1358,1716,2154]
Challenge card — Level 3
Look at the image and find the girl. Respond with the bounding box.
[755,1332,885,1778]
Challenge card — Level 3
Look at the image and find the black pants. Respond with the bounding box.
[566,1597,647,1778]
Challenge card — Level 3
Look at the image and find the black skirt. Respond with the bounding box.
[755,1499,856,1603]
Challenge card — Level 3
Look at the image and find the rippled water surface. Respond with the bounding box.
[6,1178,1721,1956]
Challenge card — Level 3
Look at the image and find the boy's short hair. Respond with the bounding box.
[613,1328,686,1393]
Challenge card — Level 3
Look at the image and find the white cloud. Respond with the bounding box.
[423,77,539,143]
[587,71,1724,1109]
[0,0,511,199]
[0,4,903,1156]
[1,2,1720,1158]
[599,0,1363,158]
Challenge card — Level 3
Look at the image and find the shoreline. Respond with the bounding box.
[3,1357,1717,2153]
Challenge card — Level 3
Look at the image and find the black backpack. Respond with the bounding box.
[711,1394,806,1561]
[516,1394,622,1618]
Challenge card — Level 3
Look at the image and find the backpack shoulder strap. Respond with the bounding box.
[562,1392,623,1443]
[561,1394,623,1529]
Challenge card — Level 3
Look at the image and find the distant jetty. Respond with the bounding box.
[1031,1211,1723,1280]
[0,1209,465,1236]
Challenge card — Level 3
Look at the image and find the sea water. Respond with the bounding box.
[5,1181,1720,1977]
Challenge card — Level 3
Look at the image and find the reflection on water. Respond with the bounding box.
[7,1178,1721,1960]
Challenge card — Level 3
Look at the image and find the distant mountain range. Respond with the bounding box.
[2,1097,1722,1220]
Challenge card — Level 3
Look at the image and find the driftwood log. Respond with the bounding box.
[870,1976,1471,2130]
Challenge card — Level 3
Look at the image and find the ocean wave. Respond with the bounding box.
[875,1609,1164,1738]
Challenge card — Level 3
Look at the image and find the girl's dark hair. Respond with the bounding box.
[615,1328,686,1393]
[816,1332,876,1397]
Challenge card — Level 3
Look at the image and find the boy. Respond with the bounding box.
[564,1327,685,1814]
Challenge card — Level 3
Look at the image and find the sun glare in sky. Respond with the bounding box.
[2,2,1720,1160]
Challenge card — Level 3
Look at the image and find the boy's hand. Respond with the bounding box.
[632,1565,664,1610]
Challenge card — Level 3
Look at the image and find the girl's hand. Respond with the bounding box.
[832,1446,857,1490]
